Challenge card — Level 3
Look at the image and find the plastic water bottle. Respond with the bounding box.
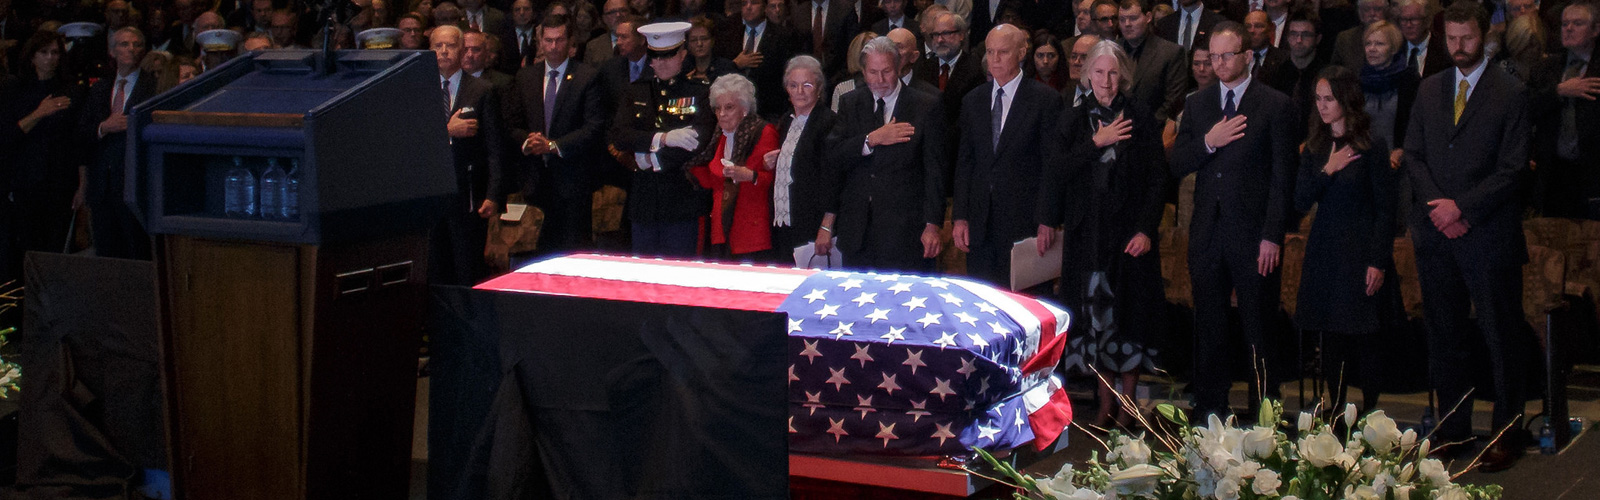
[224,157,257,217]
[1419,407,1436,438]
[283,159,300,220]
[1539,421,1556,455]
[260,158,286,219]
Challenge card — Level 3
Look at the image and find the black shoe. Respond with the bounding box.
[1476,441,1524,473]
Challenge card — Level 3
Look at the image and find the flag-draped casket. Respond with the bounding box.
[476,254,1074,456]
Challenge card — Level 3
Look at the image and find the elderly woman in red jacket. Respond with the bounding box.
[689,73,781,260]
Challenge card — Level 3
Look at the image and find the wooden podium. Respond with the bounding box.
[126,50,454,499]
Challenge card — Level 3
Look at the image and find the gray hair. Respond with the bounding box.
[1079,40,1133,94]
[858,36,901,71]
[939,11,969,33]
[108,26,145,50]
[785,54,827,90]
[709,73,758,116]
[1392,0,1426,10]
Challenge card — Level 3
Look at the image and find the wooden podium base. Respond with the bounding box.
[156,234,427,500]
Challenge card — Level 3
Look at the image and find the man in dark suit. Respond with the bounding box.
[460,0,508,34]
[888,27,941,96]
[870,0,917,43]
[1280,14,1328,120]
[586,0,630,66]
[504,14,610,252]
[1171,22,1298,420]
[951,25,1063,285]
[599,16,652,106]
[826,36,947,272]
[1119,0,1189,122]
[79,27,157,260]
[1332,0,1390,70]
[1244,11,1294,93]
[915,10,983,190]
[714,0,798,117]
[464,31,514,91]
[1154,0,1221,51]
[431,25,506,286]
[225,0,272,33]
[496,0,537,73]
[792,0,859,78]
[1530,1,1599,217]
[1405,1,1533,471]
[1396,0,1451,79]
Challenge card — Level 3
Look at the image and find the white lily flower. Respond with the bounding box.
[1344,404,1357,427]
[1298,411,1313,432]
[1418,458,1451,486]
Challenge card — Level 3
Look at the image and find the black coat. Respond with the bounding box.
[1294,138,1397,333]
[1402,63,1530,268]
[1041,96,1168,339]
[1528,46,1599,170]
[953,77,1064,248]
[825,84,947,262]
[503,60,609,201]
[447,73,507,213]
[1,76,85,199]
[714,20,800,118]
[772,106,842,244]
[1172,81,1300,257]
[78,70,158,203]
[1122,35,1190,123]
[1153,6,1223,51]
[609,76,718,224]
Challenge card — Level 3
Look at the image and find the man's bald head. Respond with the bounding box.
[984,24,1028,82]
[887,27,921,73]
[195,11,225,32]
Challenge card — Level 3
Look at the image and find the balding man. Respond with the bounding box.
[430,25,505,285]
[887,27,940,95]
[1065,34,1102,107]
[952,25,1064,285]
[826,36,947,272]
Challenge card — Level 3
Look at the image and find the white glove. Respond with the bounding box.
[634,152,660,171]
[663,127,700,150]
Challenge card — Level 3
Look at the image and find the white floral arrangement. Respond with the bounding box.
[972,399,1503,500]
[0,283,20,399]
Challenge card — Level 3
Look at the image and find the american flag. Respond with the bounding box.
[477,254,1074,456]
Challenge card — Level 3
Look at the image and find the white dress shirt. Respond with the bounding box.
[1456,55,1488,103]
[862,81,903,155]
[1407,35,1430,77]
[993,71,1023,132]
[743,20,768,51]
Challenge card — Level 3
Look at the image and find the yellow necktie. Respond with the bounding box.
[1454,80,1469,124]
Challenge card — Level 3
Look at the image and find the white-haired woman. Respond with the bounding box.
[688,73,780,259]
[763,55,841,260]
[1038,40,1167,428]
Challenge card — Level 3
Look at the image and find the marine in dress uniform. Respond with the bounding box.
[608,21,718,257]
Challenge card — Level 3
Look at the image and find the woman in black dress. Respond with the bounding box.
[1294,65,1397,414]
[1,31,86,283]
[1038,40,1167,427]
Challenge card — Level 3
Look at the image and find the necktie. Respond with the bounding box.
[813,4,825,55]
[873,97,886,125]
[442,79,452,111]
[939,63,950,91]
[991,88,1005,150]
[545,70,560,132]
[1454,79,1468,125]
[1559,59,1585,158]
[1254,51,1263,71]
[111,78,127,114]
[1408,46,1420,73]
[470,13,481,31]
[1222,88,1236,118]
[629,59,641,82]
[745,26,757,53]
[1180,13,1193,49]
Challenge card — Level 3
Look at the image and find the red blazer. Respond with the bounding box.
[690,125,780,255]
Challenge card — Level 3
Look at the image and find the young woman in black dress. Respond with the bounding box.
[1294,65,1399,414]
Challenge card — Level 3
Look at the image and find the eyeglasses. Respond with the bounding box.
[929,29,961,39]
[1068,52,1089,62]
[1209,50,1247,62]
[604,8,629,16]
[1397,16,1426,24]
[1286,30,1317,39]
[1094,15,1116,22]
[783,82,817,90]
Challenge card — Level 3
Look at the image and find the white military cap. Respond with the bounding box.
[356,27,402,49]
[58,22,105,39]
[197,29,241,52]
[637,21,691,52]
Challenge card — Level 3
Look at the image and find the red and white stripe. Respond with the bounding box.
[948,278,1074,450]
[476,254,819,312]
